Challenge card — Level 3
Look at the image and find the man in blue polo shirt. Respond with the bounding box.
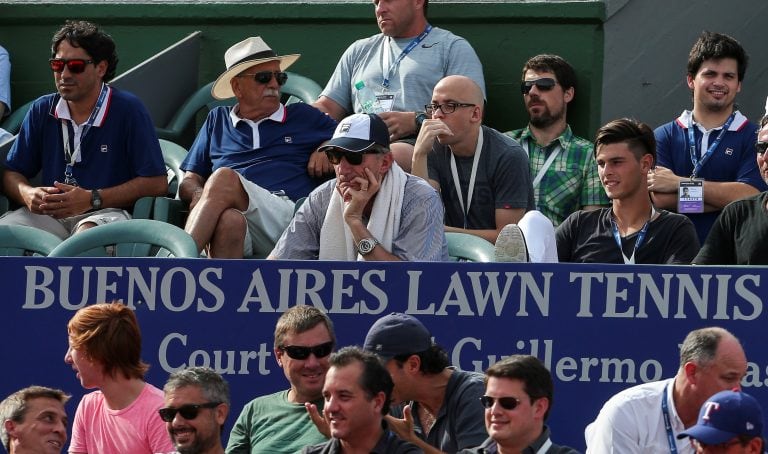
[180,37,336,258]
[649,31,767,243]
[1,20,167,239]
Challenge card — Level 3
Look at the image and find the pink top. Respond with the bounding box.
[69,382,174,454]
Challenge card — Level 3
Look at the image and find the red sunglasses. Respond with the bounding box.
[49,58,95,74]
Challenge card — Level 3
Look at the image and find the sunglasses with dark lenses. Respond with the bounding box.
[238,71,288,86]
[521,78,557,95]
[157,402,221,422]
[324,148,382,166]
[756,141,768,155]
[49,58,95,74]
[479,395,521,410]
[279,341,334,360]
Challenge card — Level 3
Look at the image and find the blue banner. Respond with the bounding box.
[3,257,767,452]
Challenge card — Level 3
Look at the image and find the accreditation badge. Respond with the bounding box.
[678,179,703,213]
[376,93,395,112]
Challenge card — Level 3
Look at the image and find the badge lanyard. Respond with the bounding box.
[60,83,109,186]
[687,112,735,178]
[661,383,678,454]
[536,438,553,454]
[610,206,656,264]
[449,128,484,229]
[522,140,563,188]
[381,24,433,90]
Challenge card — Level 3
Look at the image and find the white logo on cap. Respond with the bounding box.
[747,422,755,430]
[702,401,720,421]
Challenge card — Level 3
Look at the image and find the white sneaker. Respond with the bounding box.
[495,224,529,262]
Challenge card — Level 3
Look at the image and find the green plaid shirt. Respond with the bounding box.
[506,125,608,225]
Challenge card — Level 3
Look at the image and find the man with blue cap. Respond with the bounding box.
[677,389,764,453]
[362,312,486,453]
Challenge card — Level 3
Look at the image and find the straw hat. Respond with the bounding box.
[211,37,300,100]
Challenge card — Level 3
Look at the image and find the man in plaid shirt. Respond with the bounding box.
[507,54,609,226]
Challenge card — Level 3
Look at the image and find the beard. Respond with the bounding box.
[528,103,565,129]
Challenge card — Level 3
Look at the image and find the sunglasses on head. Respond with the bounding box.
[279,341,334,360]
[237,71,288,86]
[49,58,95,74]
[756,141,768,155]
[324,148,383,166]
[521,78,557,95]
[157,402,221,422]
[479,395,521,410]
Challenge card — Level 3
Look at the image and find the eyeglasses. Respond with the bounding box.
[237,71,288,86]
[479,395,521,411]
[756,141,768,155]
[279,341,334,360]
[521,78,557,95]
[157,402,221,422]
[49,58,95,74]
[424,102,476,116]
[324,148,383,166]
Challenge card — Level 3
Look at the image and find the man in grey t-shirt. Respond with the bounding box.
[412,75,536,246]
[313,0,485,173]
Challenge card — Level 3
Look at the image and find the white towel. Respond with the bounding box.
[319,163,407,260]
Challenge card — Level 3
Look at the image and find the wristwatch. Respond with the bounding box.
[91,189,102,210]
[357,238,380,256]
[415,111,428,133]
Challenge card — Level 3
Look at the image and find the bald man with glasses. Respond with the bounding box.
[412,75,548,262]
[269,112,447,261]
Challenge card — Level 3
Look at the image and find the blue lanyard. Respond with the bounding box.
[61,83,109,186]
[382,24,433,89]
[610,207,655,264]
[686,112,735,178]
[661,383,678,454]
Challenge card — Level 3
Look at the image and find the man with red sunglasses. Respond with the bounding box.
[179,36,337,259]
[0,20,167,239]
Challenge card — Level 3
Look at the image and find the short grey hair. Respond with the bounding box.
[679,327,737,368]
[163,367,230,406]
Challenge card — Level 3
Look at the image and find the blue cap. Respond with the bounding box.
[677,389,764,444]
[363,313,432,360]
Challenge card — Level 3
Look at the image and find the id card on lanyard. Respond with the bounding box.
[61,83,109,186]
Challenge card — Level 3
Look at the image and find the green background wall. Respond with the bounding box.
[0,1,604,138]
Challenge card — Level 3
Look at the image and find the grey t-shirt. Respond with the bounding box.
[427,126,535,229]
[320,27,485,115]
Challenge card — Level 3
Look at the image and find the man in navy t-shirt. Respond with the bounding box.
[180,37,336,258]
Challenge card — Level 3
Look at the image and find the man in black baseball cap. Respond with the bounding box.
[362,313,487,453]
[269,113,448,261]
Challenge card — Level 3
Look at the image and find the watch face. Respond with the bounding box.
[358,238,377,255]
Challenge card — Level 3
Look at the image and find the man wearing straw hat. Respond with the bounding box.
[180,37,337,258]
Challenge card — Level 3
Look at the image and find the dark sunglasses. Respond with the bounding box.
[521,78,557,95]
[279,341,334,360]
[237,71,288,86]
[158,402,221,422]
[324,148,383,166]
[756,141,768,155]
[479,395,521,410]
[49,58,95,74]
